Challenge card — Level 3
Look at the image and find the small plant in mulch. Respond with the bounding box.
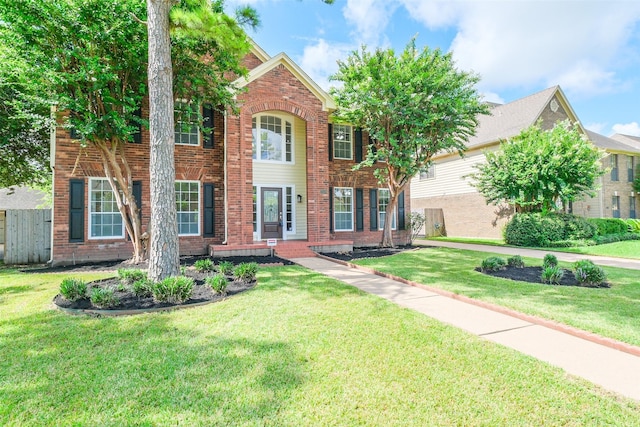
[194,258,215,273]
[480,256,507,272]
[205,274,228,295]
[152,276,194,304]
[217,260,234,276]
[573,260,608,287]
[59,278,88,301]
[507,255,525,268]
[90,287,120,308]
[543,254,558,269]
[234,262,258,283]
[540,265,564,285]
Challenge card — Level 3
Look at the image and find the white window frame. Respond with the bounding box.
[252,114,294,164]
[419,165,435,180]
[333,124,353,160]
[175,180,200,236]
[378,188,397,231]
[333,187,354,232]
[88,178,125,240]
[174,100,200,146]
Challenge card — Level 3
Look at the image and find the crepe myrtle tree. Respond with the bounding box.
[469,120,605,213]
[330,38,488,247]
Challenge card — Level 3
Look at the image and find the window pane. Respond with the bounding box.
[175,181,200,235]
[333,125,352,159]
[333,187,353,231]
[89,178,124,238]
[174,101,199,145]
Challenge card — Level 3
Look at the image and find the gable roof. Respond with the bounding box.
[610,133,640,151]
[586,130,640,154]
[466,86,582,149]
[249,38,270,63]
[0,187,49,210]
[234,52,336,111]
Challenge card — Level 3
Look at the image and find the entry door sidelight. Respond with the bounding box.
[261,188,282,239]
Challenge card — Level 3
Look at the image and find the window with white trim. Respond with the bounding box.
[333,124,352,160]
[378,188,396,230]
[419,165,435,180]
[285,187,294,232]
[333,187,353,231]
[174,100,199,145]
[252,186,257,233]
[612,195,620,219]
[252,114,293,162]
[176,181,200,235]
[89,178,124,239]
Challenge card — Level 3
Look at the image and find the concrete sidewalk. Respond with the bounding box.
[293,256,640,402]
[414,239,640,270]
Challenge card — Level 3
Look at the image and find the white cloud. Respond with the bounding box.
[343,0,398,47]
[612,122,640,137]
[584,122,608,134]
[299,39,354,91]
[397,1,640,97]
[480,91,504,105]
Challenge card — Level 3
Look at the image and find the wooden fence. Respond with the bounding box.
[4,209,51,264]
[422,208,446,237]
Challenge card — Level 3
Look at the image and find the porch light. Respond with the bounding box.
[297,194,303,203]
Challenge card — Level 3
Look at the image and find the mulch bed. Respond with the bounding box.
[476,265,611,288]
[50,255,294,314]
[323,245,417,261]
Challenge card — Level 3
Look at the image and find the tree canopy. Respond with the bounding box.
[469,120,605,213]
[330,38,488,246]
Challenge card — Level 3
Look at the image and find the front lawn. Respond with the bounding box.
[548,240,640,259]
[354,247,640,347]
[1,265,640,425]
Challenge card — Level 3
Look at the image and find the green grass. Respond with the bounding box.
[354,247,640,347]
[424,236,506,246]
[2,266,640,425]
[547,240,640,259]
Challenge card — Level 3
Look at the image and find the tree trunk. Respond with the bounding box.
[380,186,399,248]
[147,0,180,281]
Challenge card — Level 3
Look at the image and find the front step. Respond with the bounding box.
[275,246,317,260]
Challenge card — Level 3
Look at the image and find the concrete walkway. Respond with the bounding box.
[414,239,640,270]
[293,255,640,402]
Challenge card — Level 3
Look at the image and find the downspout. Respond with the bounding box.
[48,105,57,264]
[223,111,228,244]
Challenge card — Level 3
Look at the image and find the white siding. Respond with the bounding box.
[410,149,489,199]
[253,115,307,239]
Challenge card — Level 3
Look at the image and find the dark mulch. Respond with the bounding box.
[50,255,292,313]
[477,265,610,288]
[26,254,294,274]
[53,269,257,312]
[323,245,417,261]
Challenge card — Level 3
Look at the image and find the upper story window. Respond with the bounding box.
[628,155,635,182]
[89,178,124,239]
[333,124,352,160]
[252,114,293,163]
[610,154,619,181]
[175,100,199,146]
[419,165,435,180]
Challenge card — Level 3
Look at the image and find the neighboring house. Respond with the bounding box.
[410,85,639,239]
[50,42,409,265]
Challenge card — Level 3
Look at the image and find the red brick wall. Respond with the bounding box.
[51,105,226,265]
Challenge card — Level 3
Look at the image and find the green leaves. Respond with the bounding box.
[470,120,605,212]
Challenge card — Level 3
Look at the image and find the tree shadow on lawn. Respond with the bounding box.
[0,309,304,425]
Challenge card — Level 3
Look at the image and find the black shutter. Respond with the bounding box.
[369,189,378,231]
[397,191,405,230]
[132,108,142,144]
[69,179,84,242]
[132,181,142,219]
[328,123,333,161]
[70,128,81,140]
[203,105,215,148]
[203,183,215,237]
[329,186,334,232]
[355,188,364,231]
[355,128,363,163]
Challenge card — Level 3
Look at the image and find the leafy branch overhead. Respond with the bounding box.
[329,38,488,246]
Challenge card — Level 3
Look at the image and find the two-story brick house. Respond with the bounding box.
[50,42,410,265]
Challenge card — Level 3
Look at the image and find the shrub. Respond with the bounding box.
[574,260,607,287]
[407,211,426,243]
[593,232,640,245]
[627,218,640,234]
[194,258,215,273]
[507,255,525,268]
[234,262,258,283]
[205,274,228,295]
[542,254,558,269]
[480,257,506,272]
[132,279,154,298]
[588,218,629,236]
[90,287,119,308]
[559,214,597,240]
[59,278,88,301]
[152,276,194,304]
[218,260,234,276]
[504,213,565,247]
[118,268,146,285]
[541,265,564,285]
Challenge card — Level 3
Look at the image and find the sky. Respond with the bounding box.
[226,0,640,138]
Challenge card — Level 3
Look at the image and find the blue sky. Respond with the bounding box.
[228,0,640,138]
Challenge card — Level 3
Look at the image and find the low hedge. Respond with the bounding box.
[587,218,629,236]
[504,213,597,247]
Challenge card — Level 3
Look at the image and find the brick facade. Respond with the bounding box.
[50,46,410,265]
